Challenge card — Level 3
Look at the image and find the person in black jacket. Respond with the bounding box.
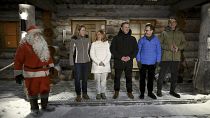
[110,22,138,99]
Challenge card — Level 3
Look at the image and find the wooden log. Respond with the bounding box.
[194,3,210,93]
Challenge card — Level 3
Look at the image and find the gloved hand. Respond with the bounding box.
[15,74,24,84]
[49,67,55,75]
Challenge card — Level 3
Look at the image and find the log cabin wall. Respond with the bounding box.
[0,1,205,81]
[52,5,201,81]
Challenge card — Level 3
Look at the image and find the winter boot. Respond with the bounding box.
[101,93,106,99]
[148,92,157,99]
[169,91,181,98]
[82,94,90,100]
[96,94,101,100]
[75,95,82,102]
[157,90,162,97]
[127,92,134,99]
[112,91,119,99]
[41,98,55,112]
[29,98,42,117]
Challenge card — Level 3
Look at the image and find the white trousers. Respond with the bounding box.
[94,73,108,94]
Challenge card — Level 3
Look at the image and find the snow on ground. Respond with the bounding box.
[0,95,210,118]
[1,80,210,118]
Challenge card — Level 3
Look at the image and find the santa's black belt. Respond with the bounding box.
[24,65,49,70]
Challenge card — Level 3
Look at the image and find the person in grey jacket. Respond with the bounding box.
[69,25,91,102]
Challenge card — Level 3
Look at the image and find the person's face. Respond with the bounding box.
[121,24,130,34]
[169,20,177,29]
[79,27,86,37]
[144,26,153,37]
[96,32,103,41]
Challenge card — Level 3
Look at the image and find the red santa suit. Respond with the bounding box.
[14,26,54,99]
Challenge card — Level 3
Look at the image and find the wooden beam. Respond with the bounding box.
[56,5,170,18]
[28,0,56,12]
[172,0,209,10]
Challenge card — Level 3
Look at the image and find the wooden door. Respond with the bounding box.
[0,21,19,48]
[71,20,106,42]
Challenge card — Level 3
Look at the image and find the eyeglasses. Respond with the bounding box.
[145,30,152,32]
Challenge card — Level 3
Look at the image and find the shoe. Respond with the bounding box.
[75,95,82,102]
[139,94,144,99]
[96,94,101,100]
[113,91,119,99]
[127,92,134,99]
[30,110,42,117]
[157,91,162,97]
[41,98,55,112]
[101,93,106,99]
[82,94,90,99]
[169,91,180,98]
[148,93,157,99]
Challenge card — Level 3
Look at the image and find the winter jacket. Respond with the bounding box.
[69,36,91,66]
[136,35,161,65]
[90,41,111,73]
[110,29,138,69]
[159,28,186,61]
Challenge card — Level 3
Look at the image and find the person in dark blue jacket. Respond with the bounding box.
[136,23,161,99]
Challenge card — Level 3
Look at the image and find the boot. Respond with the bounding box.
[41,98,55,112]
[29,98,42,117]
[101,93,106,99]
[112,91,119,99]
[96,94,101,100]
[157,90,162,97]
[127,92,134,99]
[139,94,144,99]
[75,95,82,102]
[148,92,157,99]
[82,94,90,100]
[169,91,181,98]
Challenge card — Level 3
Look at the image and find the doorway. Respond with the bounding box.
[71,20,106,42]
[0,21,19,49]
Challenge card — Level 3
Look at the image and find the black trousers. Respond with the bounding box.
[139,64,156,94]
[114,67,132,93]
[157,61,179,92]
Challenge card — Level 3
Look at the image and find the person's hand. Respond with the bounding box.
[121,56,127,62]
[15,74,24,84]
[49,67,55,75]
[171,45,175,52]
[99,61,105,66]
[125,56,130,62]
[173,44,178,52]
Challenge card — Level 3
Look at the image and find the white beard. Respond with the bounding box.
[20,31,50,62]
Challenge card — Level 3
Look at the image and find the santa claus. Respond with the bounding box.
[14,25,55,117]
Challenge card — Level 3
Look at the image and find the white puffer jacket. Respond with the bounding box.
[90,41,111,73]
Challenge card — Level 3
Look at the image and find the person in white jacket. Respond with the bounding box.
[90,30,111,99]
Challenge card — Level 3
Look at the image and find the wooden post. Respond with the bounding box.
[194,3,210,93]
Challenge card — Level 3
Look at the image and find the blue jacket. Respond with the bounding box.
[136,35,161,65]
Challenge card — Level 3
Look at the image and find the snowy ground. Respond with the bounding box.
[0,79,210,118]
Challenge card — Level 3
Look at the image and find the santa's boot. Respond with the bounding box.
[29,98,42,117]
[41,98,55,112]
